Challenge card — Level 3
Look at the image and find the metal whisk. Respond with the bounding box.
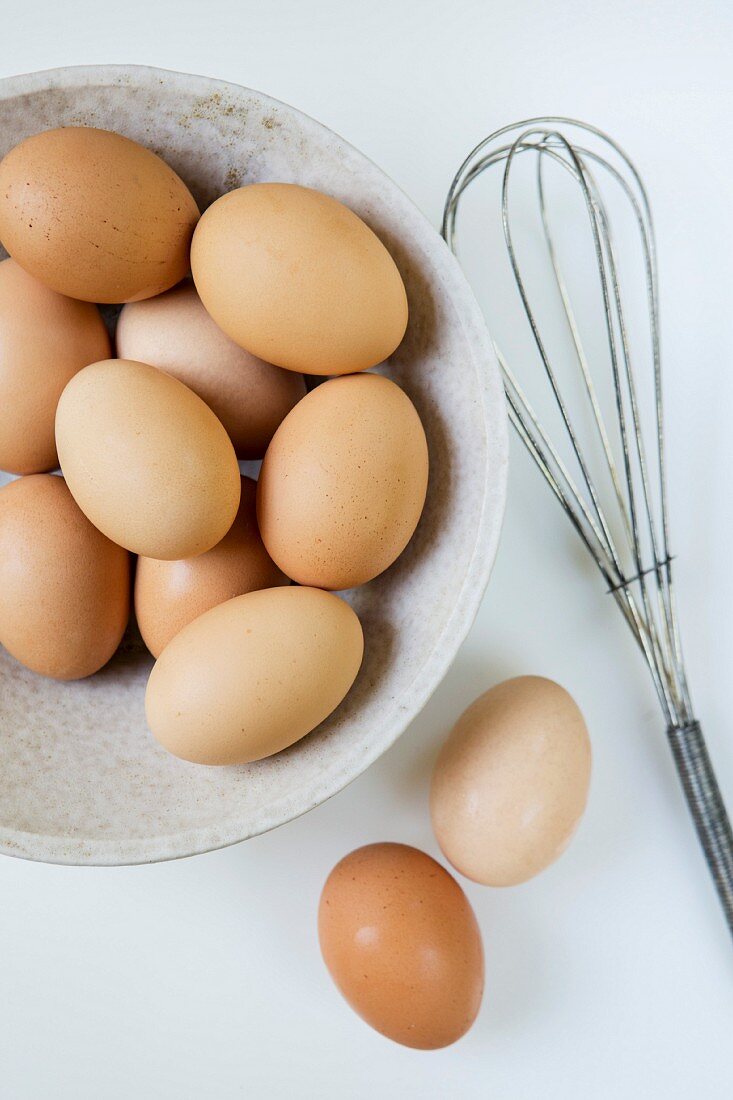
[443,118,733,937]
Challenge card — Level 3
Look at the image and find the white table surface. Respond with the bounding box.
[1,2,732,1097]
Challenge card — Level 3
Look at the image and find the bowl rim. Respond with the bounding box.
[0,63,509,866]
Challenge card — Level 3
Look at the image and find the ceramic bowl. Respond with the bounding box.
[0,64,507,865]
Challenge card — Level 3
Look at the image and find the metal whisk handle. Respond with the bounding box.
[667,721,733,937]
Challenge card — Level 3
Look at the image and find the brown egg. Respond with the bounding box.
[55,359,241,560]
[145,586,363,765]
[431,677,591,887]
[0,259,110,474]
[190,183,408,375]
[135,476,290,657]
[257,374,428,589]
[318,843,484,1049]
[0,127,199,303]
[0,474,130,679]
[116,282,306,458]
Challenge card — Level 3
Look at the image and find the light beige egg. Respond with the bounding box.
[190,183,408,375]
[135,476,290,657]
[430,676,591,886]
[0,474,130,680]
[55,359,241,560]
[257,373,428,589]
[0,127,199,303]
[0,258,110,475]
[116,282,306,458]
[145,586,364,765]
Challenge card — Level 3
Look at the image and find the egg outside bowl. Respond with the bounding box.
[0,65,508,866]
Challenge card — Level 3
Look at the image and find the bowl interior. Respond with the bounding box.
[0,65,507,865]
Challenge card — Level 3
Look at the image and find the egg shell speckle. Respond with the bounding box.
[0,126,199,303]
[257,373,428,589]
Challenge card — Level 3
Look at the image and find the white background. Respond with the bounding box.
[1,2,732,1097]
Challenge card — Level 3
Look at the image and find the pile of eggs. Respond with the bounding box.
[0,126,428,765]
[0,124,593,1054]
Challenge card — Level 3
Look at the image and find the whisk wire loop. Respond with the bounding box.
[443,119,693,723]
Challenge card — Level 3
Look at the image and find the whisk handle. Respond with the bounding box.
[667,721,733,938]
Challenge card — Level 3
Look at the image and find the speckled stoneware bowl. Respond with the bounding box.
[0,64,507,865]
